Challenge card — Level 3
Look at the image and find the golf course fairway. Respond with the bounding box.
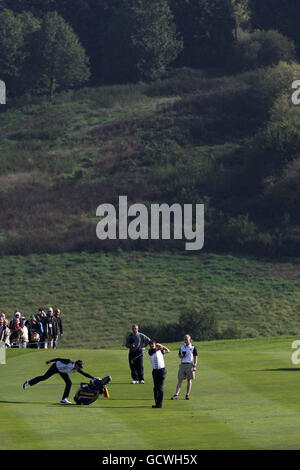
[1,336,299,450]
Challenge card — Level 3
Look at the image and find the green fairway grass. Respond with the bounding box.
[1,251,300,347]
[1,336,300,450]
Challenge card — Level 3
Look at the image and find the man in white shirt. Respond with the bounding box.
[23,358,95,404]
[171,334,198,401]
[148,340,170,408]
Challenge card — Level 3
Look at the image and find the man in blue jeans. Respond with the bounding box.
[23,358,95,404]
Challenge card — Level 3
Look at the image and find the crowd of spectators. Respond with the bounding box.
[0,307,63,349]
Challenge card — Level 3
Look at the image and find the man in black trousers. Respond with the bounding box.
[23,358,95,404]
[125,324,151,384]
[148,340,170,408]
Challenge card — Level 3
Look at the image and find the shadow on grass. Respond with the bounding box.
[0,400,180,409]
[0,400,48,404]
[263,368,300,371]
[108,382,138,385]
[110,398,153,401]
[51,404,153,408]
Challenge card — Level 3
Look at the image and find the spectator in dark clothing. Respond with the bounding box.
[35,312,44,348]
[53,308,63,349]
[26,315,43,348]
[125,324,151,384]
[45,308,58,349]
[38,308,48,348]
[9,312,24,329]
[9,317,22,347]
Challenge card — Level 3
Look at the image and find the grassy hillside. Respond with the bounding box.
[1,64,300,256]
[1,251,300,347]
[1,337,300,450]
[1,66,300,346]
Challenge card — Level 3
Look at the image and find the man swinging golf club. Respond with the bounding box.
[23,358,95,404]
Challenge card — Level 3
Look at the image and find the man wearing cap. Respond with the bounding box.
[8,315,22,347]
[9,312,24,329]
[23,358,95,404]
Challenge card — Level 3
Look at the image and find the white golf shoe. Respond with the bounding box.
[23,380,29,390]
[60,398,72,404]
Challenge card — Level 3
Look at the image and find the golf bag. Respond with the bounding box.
[74,376,111,405]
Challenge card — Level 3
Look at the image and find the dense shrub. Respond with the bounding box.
[232,30,296,71]
[142,310,244,342]
[169,0,235,69]
[102,0,182,83]
[217,326,242,340]
[140,322,181,343]
[141,305,219,342]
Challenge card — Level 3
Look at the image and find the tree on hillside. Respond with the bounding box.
[3,0,55,15]
[33,11,90,100]
[169,0,236,68]
[17,11,41,93]
[248,0,300,53]
[3,0,122,79]
[0,9,40,95]
[103,0,182,83]
[232,0,250,38]
[0,9,24,82]
[53,0,121,79]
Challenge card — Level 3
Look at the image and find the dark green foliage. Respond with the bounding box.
[169,0,236,68]
[177,306,219,341]
[232,0,251,35]
[139,322,181,343]
[241,88,300,231]
[3,0,55,15]
[3,1,122,79]
[0,9,25,81]
[142,306,244,342]
[33,11,90,100]
[248,0,300,53]
[218,326,242,339]
[142,306,219,342]
[0,61,300,256]
[233,30,296,71]
[0,9,40,96]
[103,0,182,83]
[0,8,90,98]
